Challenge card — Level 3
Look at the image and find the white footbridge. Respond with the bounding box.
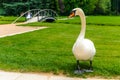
[12,9,59,24]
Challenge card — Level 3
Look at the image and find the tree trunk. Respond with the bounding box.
[58,0,65,13]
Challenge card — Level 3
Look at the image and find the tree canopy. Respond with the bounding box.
[0,0,120,16]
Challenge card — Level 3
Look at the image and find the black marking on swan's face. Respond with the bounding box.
[71,9,76,14]
[69,9,76,18]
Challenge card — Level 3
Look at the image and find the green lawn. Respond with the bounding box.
[0,16,120,78]
[58,16,120,26]
[0,16,25,24]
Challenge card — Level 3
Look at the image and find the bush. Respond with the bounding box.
[94,0,111,15]
[3,2,29,16]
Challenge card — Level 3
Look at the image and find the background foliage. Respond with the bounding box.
[0,0,120,16]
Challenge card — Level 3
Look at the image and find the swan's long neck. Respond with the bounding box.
[77,10,86,39]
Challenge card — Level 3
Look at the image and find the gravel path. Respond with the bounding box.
[0,24,47,38]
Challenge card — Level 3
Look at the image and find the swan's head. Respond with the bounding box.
[69,8,84,18]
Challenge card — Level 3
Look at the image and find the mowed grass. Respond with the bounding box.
[1,16,120,25]
[0,16,25,24]
[58,16,120,26]
[0,16,120,78]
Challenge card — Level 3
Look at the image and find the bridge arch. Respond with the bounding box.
[12,9,59,24]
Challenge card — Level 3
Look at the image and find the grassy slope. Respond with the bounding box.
[0,16,25,24]
[0,16,120,78]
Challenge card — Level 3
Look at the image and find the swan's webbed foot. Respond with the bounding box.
[83,60,94,73]
[74,60,85,74]
[74,69,84,74]
[74,60,94,74]
[83,69,93,73]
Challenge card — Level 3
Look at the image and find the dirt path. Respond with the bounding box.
[0,23,47,38]
[0,70,108,80]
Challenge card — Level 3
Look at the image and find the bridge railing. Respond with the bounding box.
[11,9,41,24]
[11,9,59,24]
[30,9,58,21]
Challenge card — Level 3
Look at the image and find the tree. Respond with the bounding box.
[111,0,120,15]
[63,0,80,15]
[63,0,98,15]
[58,0,65,14]
[94,0,111,15]
[81,0,98,15]
[0,0,115,16]
[3,2,29,16]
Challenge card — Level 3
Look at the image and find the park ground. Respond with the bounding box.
[0,16,120,79]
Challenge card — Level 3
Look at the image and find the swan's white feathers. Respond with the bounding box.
[72,39,96,61]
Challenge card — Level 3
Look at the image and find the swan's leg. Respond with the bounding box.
[82,60,94,73]
[77,60,81,70]
[89,60,93,70]
[74,60,84,74]
[84,60,93,73]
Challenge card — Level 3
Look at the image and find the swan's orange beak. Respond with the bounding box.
[69,12,75,18]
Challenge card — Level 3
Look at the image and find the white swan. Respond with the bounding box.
[69,8,96,74]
